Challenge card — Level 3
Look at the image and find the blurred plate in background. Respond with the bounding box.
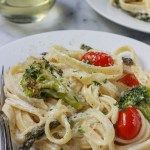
[86,0,150,33]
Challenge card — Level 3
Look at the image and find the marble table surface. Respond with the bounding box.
[0,0,149,47]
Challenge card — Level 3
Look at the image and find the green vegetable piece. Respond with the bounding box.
[119,86,148,109]
[19,124,45,150]
[78,126,85,134]
[103,79,107,84]
[119,85,150,122]
[20,59,83,110]
[138,102,150,122]
[133,13,150,22]
[122,57,134,66]
[19,121,60,150]
[93,81,101,86]
[114,0,119,5]
[80,44,92,51]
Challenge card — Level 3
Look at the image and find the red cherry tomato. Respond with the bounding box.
[115,107,142,140]
[118,73,139,87]
[81,51,114,67]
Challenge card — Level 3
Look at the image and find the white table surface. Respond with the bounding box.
[0,0,149,47]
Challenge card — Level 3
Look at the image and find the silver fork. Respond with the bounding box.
[0,66,13,150]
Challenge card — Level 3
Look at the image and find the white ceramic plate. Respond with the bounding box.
[0,30,150,69]
[86,0,150,33]
[0,30,150,149]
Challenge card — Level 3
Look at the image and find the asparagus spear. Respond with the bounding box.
[19,121,60,150]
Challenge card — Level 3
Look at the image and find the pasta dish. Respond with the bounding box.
[2,44,150,150]
[111,0,150,22]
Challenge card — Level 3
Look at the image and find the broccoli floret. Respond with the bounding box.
[119,86,149,108]
[20,59,83,110]
[138,102,150,122]
[119,85,150,122]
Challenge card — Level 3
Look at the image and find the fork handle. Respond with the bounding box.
[0,111,13,150]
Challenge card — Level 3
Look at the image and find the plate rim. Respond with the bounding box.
[0,30,149,52]
[86,0,150,33]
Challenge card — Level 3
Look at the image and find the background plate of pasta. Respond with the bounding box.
[86,0,150,33]
[0,30,150,150]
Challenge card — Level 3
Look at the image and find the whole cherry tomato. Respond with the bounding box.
[81,51,114,67]
[115,107,142,140]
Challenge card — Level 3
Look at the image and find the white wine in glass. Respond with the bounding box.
[0,0,55,23]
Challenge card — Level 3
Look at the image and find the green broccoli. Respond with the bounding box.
[119,85,150,122]
[119,86,150,108]
[138,101,150,122]
[20,59,83,110]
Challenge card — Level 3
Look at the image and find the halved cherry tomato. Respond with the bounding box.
[115,107,142,140]
[81,51,114,67]
[118,73,139,87]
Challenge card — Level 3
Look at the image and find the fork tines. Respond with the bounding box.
[0,66,5,109]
